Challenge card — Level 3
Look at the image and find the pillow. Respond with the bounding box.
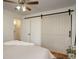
[3,40,35,46]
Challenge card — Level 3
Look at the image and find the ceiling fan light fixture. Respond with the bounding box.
[16,5,21,10]
[22,6,26,12]
[4,0,39,12]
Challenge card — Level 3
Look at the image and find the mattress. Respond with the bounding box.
[3,45,56,59]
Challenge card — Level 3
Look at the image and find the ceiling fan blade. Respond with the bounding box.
[27,1,39,5]
[3,0,16,4]
[18,0,25,4]
[26,6,31,11]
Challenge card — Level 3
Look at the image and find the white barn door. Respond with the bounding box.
[30,17,41,45]
[21,19,31,42]
[42,13,71,53]
[21,17,41,45]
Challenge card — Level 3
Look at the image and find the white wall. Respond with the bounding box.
[3,9,22,42]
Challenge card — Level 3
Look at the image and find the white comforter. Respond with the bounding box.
[3,45,56,59]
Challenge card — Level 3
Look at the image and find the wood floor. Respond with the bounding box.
[51,51,68,59]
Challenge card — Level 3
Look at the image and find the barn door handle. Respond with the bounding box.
[28,33,31,36]
[69,30,71,37]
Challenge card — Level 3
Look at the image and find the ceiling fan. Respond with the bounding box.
[3,0,39,12]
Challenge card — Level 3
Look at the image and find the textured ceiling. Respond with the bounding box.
[3,0,76,15]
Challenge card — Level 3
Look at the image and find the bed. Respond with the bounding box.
[3,40,56,59]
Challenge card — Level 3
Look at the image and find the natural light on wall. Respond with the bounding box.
[14,19,17,25]
[13,19,21,40]
[13,19,21,28]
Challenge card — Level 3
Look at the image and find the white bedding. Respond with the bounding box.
[3,45,56,59]
[3,40,35,46]
[3,40,56,59]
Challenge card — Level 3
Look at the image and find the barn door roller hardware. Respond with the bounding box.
[24,9,74,19]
